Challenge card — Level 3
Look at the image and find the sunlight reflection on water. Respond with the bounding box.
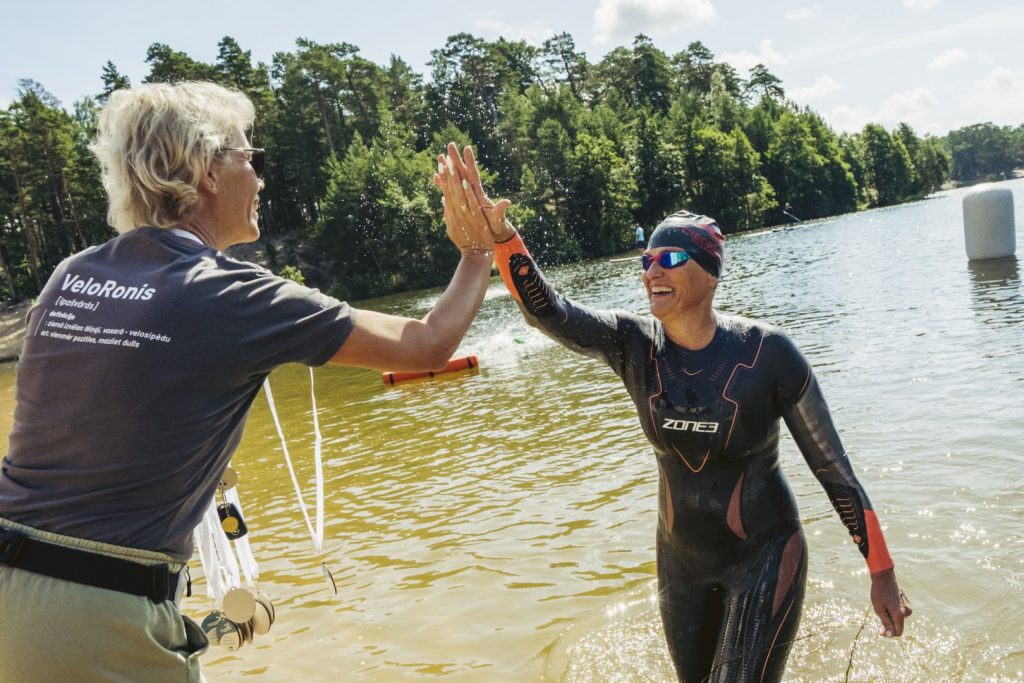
[158,182,1024,682]
[2,182,1021,682]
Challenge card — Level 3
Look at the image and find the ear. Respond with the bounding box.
[199,170,217,194]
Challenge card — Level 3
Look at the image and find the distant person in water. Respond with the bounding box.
[636,224,646,253]
[438,146,912,683]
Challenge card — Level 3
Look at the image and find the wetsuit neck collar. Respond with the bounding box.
[662,310,719,352]
[662,320,724,364]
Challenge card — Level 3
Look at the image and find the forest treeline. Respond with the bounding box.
[2,33,1022,302]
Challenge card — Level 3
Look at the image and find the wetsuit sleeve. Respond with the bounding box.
[494,233,630,374]
[775,338,895,575]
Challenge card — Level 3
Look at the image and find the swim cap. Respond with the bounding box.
[647,210,725,277]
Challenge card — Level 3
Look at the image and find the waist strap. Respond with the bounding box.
[0,527,181,603]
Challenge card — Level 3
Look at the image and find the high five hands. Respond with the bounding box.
[433,143,516,244]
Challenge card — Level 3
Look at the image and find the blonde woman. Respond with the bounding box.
[0,81,491,682]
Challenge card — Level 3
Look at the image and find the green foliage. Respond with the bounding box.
[947,122,1016,182]
[144,44,219,83]
[277,265,305,285]
[763,111,856,221]
[0,82,111,300]
[859,123,915,207]
[539,33,589,99]
[896,122,950,196]
[564,131,636,256]
[683,125,774,231]
[5,31,1010,305]
[745,64,785,102]
[630,112,685,228]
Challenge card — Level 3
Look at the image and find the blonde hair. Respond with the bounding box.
[91,81,255,233]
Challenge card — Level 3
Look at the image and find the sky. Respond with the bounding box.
[2,0,1022,136]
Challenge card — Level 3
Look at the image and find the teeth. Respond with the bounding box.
[651,287,673,293]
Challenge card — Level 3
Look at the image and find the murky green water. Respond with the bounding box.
[2,181,1022,682]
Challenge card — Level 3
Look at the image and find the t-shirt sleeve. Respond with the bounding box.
[211,264,356,377]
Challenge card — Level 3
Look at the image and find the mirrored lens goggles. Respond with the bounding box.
[641,251,692,271]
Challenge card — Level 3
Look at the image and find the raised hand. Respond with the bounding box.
[444,145,516,243]
[432,142,494,255]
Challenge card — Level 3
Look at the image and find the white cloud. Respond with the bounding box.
[474,18,555,46]
[927,48,969,70]
[879,87,939,122]
[977,66,1022,92]
[791,75,841,101]
[966,67,1024,127]
[593,0,716,45]
[785,4,820,21]
[824,89,942,134]
[720,40,788,73]
[903,0,941,9]
[813,5,1023,64]
[827,105,873,133]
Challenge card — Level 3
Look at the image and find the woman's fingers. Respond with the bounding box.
[463,146,498,211]
[876,609,895,637]
[873,587,908,637]
[434,141,511,247]
[492,198,511,222]
[900,589,913,617]
[455,145,515,240]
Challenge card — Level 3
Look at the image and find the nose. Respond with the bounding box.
[258,177,266,191]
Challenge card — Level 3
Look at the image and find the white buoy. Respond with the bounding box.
[962,185,1016,260]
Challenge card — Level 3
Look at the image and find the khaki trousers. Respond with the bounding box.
[0,516,208,682]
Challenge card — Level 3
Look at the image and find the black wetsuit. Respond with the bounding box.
[495,235,892,683]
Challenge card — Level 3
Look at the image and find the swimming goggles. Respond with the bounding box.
[641,251,692,271]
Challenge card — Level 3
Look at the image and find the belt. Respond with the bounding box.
[0,527,182,603]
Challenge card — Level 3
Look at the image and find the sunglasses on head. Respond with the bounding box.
[221,147,265,176]
[641,250,692,271]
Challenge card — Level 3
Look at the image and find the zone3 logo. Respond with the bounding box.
[662,418,720,433]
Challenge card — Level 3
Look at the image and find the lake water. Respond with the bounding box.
[1,180,1022,682]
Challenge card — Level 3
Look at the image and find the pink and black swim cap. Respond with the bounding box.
[647,210,725,277]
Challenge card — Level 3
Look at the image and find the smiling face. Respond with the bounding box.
[642,246,718,323]
[205,127,264,249]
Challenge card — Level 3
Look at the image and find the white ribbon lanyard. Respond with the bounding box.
[193,367,332,607]
[196,491,259,604]
[263,367,325,554]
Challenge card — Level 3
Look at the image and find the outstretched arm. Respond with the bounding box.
[782,371,913,637]
[444,145,635,371]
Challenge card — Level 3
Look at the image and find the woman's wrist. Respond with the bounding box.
[493,221,518,243]
[870,566,896,581]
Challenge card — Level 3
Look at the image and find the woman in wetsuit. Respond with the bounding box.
[437,147,912,682]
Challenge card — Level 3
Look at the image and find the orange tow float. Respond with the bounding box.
[382,355,479,385]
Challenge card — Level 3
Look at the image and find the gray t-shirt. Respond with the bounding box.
[0,227,355,560]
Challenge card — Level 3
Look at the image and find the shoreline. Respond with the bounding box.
[0,302,31,364]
